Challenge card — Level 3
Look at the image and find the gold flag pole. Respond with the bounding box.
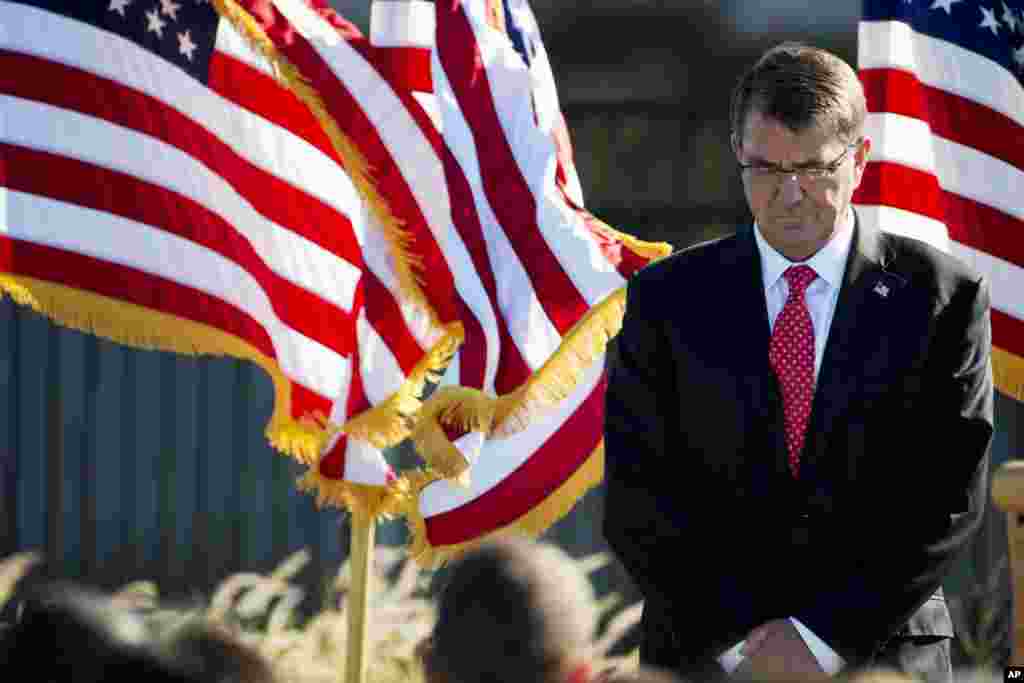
[345,502,376,683]
[344,1,408,681]
[992,460,1024,664]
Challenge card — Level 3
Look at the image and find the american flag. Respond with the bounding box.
[224,0,669,562]
[204,0,494,507]
[854,0,1024,400]
[403,0,672,565]
[253,0,671,562]
[0,0,447,509]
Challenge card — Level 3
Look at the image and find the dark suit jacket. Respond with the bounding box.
[602,215,994,676]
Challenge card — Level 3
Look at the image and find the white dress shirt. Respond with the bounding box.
[717,211,856,676]
[755,211,855,379]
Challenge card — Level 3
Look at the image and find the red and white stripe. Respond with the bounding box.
[249,0,503,405]
[419,347,606,540]
[853,18,1024,370]
[369,0,439,126]
[234,0,663,536]
[414,0,664,552]
[0,2,441,487]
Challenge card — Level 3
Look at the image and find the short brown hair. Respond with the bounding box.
[429,535,596,683]
[730,42,866,145]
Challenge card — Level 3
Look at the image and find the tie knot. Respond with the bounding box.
[784,265,817,295]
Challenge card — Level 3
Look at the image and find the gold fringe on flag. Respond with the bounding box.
[588,215,674,262]
[289,318,463,507]
[403,443,604,568]
[297,468,410,520]
[994,346,1024,402]
[212,0,440,332]
[413,286,631,448]
[491,287,626,436]
[409,385,497,483]
[341,323,464,448]
[409,417,472,487]
[408,229,669,451]
[0,274,330,462]
[405,232,668,491]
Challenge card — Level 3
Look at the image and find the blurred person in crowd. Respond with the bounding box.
[603,41,993,683]
[0,581,200,682]
[418,534,598,683]
[0,580,277,683]
[155,618,278,683]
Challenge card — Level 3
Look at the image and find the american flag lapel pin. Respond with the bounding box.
[873,281,890,298]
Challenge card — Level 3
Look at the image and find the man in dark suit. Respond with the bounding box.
[603,43,994,682]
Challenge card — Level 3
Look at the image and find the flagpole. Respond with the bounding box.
[340,1,403,680]
[345,502,376,683]
[992,460,1024,664]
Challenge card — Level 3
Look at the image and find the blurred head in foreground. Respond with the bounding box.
[0,581,197,682]
[0,581,275,683]
[154,619,277,683]
[422,534,597,683]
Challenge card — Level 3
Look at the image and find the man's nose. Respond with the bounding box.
[778,173,803,206]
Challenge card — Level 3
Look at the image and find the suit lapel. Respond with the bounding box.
[733,224,773,359]
[800,213,902,477]
[733,226,791,478]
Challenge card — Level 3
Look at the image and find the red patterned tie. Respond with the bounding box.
[769,265,817,479]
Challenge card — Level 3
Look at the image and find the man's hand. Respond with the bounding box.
[734,619,826,680]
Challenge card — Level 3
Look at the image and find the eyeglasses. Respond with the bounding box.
[738,139,862,186]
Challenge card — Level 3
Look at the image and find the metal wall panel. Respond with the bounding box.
[0,300,373,598]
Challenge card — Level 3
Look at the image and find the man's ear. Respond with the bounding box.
[731,132,742,159]
[852,135,872,187]
[856,135,872,169]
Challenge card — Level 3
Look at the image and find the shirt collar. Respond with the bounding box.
[753,209,855,292]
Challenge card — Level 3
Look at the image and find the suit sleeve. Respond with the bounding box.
[603,274,761,660]
[795,274,995,663]
[603,275,683,607]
